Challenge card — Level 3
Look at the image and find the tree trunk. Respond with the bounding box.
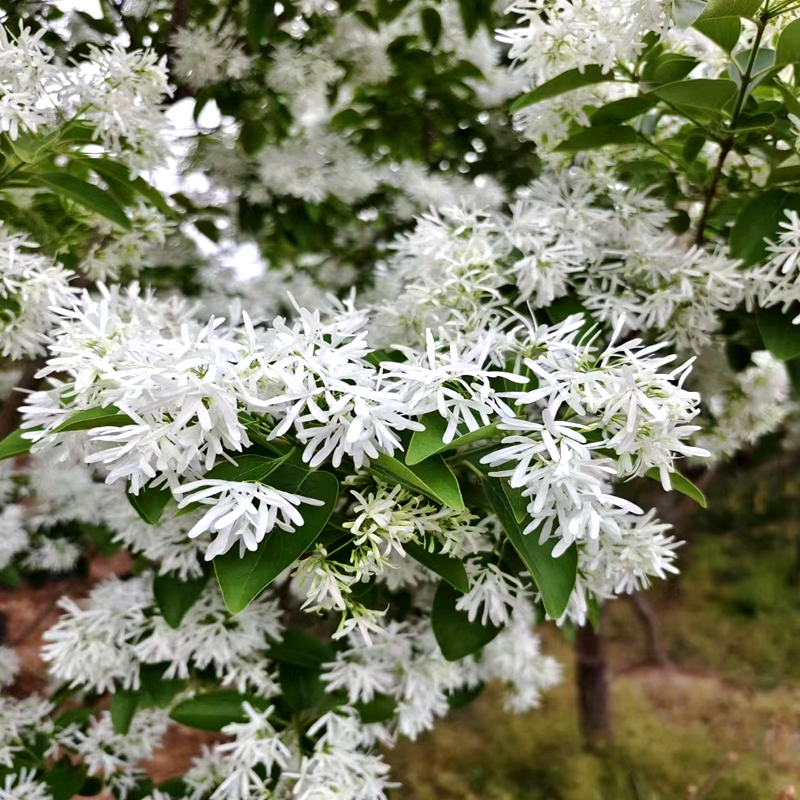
[575,620,612,748]
[627,592,669,666]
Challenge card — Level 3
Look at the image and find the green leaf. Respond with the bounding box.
[642,53,699,84]
[110,690,139,735]
[501,481,529,525]
[139,663,186,708]
[729,189,800,266]
[776,18,800,65]
[695,0,763,20]
[0,428,35,461]
[587,594,601,630]
[153,572,209,629]
[247,0,275,48]
[644,468,707,508]
[650,78,737,112]
[355,693,397,723]
[34,172,131,229]
[81,157,172,216]
[421,7,442,46]
[170,691,271,731]
[406,415,500,465]
[672,0,705,27]
[510,65,610,113]
[591,96,657,125]
[267,629,334,668]
[486,479,577,619]
[126,481,172,525]
[556,124,639,152]
[768,165,800,185]
[214,470,338,613]
[205,452,294,483]
[279,662,326,712]
[43,760,89,800]
[431,580,501,661]
[693,17,741,51]
[755,305,800,361]
[239,120,268,155]
[54,405,132,433]
[405,539,470,593]
[8,132,44,163]
[372,452,464,510]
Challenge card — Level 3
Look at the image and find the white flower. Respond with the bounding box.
[174,479,325,560]
[456,561,528,627]
[173,26,252,90]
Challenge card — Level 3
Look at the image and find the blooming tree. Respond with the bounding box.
[0,0,799,797]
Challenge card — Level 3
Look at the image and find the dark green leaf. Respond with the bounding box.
[170,691,271,731]
[110,690,139,734]
[644,468,707,507]
[405,539,469,593]
[239,120,268,155]
[214,470,338,613]
[279,662,326,712]
[247,0,275,48]
[729,189,800,266]
[556,124,638,152]
[587,595,600,630]
[54,405,132,433]
[8,132,44,163]
[267,629,334,668]
[195,218,220,243]
[421,7,442,46]
[44,760,89,800]
[126,481,172,525]
[501,481,529,525]
[510,65,610,113]
[431,580,501,661]
[0,428,35,461]
[756,305,800,361]
[34,172,131,229]
[139,663,186,708]
[591,96,657,125]
[81,157,172,216]
[486,479,577,619]
[768,165,800,185]
[650,78,737,112]
[643,53,699,84]
[204,452,293,483]
[355,693,397,723]
[153,572,209,629]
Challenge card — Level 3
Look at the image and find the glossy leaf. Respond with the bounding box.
[214,470,338,613]
[730,189,800,266]
[170,691,271,731]
[406,413,500,465]
[421,7,442,46]
[371,453,464,510]
[139,663,186,708]
[405,539,470,593]
[486,479,577,619]
[556,124,638,152]
[126,481,172,525]
[0,428,35,462]
[510,65,610,113]
[756,305,800,362]
[431,580,501,661]
[34,172,131,229]
[54,405,132,433]
[110,690,139,735]
[645,468,707,508]
[153,572,209,629]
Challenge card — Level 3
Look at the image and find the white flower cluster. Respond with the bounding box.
[0,228,77,359]
[42,574,283,695]
[0,27,171,170]
[376,168,744,352]
[173,25,251,90]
